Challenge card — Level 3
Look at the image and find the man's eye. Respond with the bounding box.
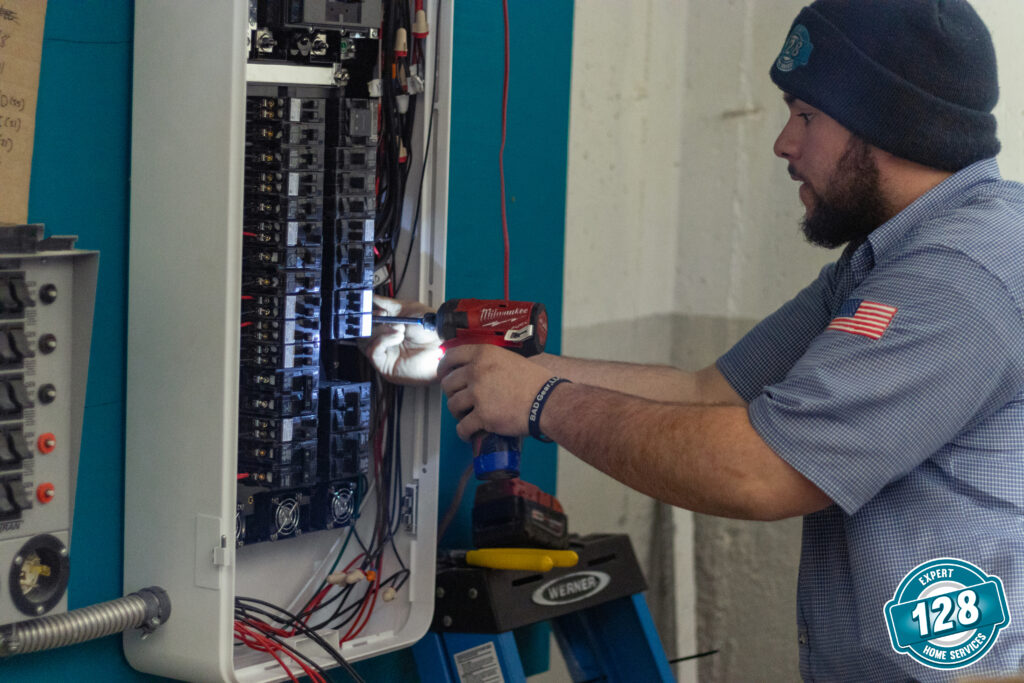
[798,113,815,124]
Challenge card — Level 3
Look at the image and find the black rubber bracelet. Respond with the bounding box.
[528,377,572,443]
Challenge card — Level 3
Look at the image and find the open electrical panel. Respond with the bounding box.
[125,1,451,680]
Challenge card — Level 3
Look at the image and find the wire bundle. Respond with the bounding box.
[234,378,411,676]
[234,359,411,680]
[374,0,419,291]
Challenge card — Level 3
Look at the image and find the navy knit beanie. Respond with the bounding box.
[770,0,1000,171]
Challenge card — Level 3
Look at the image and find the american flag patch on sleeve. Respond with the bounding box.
[826,299,897,340]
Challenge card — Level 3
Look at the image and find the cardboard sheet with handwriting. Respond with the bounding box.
[0,0,47,225]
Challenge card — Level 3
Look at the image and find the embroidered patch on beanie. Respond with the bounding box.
[775,24,813,73]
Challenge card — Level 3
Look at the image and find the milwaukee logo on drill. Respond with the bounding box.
[480,306,530,327]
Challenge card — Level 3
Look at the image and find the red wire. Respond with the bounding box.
[497,0,509,301]
[235,621,326,683]
[246,617,291,639]
[233,622,301,683]
[342,556,383,643]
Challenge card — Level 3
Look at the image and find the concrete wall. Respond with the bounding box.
[549,1,1024,682]
[557,1,693,680]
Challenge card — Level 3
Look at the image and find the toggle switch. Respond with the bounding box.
[39,334,57,354]
[39,284,57,305]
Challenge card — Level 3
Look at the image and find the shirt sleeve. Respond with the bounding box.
[717,261,837,401]
[748,245,1024,515]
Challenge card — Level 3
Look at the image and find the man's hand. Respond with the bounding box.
[361,296,443,385]
[438,345,552,441]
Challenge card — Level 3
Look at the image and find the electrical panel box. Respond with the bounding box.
[0,225,97,627]
[125,1,451,680]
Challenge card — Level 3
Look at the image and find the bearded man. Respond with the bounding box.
[368,1,1024,678]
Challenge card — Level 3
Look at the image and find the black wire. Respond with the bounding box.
[668,649,719,664]
[396,0,442,292]
[306,526,374,630]
[243,623,338,682]
[375,0,413,272]
[235,598,367,683]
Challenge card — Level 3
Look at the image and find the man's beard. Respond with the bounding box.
[797,138,890,249]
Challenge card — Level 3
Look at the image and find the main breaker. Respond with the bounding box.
[125,2,451,680]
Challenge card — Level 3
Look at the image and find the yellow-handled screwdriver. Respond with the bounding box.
[457,548,578,572]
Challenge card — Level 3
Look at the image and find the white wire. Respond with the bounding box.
[283,479,378,615]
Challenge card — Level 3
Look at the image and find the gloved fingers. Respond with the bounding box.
[372,294,434,318]
[403,324,441,347]
[365,329,404,374]
[372,295,404,316]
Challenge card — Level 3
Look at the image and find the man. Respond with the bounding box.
[368,0,1024,679]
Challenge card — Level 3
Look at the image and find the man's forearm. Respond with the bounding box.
[532,353,744,406]
[538,382,830,520]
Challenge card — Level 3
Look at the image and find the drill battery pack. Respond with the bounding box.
[472,479,569,549]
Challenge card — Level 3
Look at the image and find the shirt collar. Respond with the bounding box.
[846,158,1003,279]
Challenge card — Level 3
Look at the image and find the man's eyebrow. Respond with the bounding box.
[783,93,796,105]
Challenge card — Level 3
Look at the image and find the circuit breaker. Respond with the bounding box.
[125,1,450,681]
[0,225,96,627]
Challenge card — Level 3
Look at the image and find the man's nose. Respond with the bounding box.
[774,119,799,160]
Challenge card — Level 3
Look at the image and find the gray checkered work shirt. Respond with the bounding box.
[718,158,1024,681]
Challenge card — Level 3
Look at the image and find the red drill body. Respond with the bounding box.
[379,298,548,357]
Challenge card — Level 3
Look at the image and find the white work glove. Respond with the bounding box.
[361,295,442,385]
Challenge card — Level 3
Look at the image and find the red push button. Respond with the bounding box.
[37,433,55,454]
[36,483,55,504]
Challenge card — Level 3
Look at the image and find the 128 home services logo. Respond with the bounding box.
[884,558,1010,670]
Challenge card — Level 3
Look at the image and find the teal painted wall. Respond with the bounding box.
[1,1,572,680]
[438,2,572,675]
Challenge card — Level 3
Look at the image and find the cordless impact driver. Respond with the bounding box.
[376,298,548,479]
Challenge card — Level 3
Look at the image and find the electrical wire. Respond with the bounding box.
[235,598,367,683]
[396,0,443,292]
[234,622,304,683]
[499,0,511,300]
[437,460,474,542]
[668,649,719,664]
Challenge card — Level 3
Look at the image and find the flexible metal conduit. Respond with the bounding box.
[0,586,170,657]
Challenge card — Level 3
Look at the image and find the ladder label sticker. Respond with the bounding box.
[453,642,504,683]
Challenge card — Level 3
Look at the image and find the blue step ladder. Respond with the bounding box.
[412,591,674,682]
